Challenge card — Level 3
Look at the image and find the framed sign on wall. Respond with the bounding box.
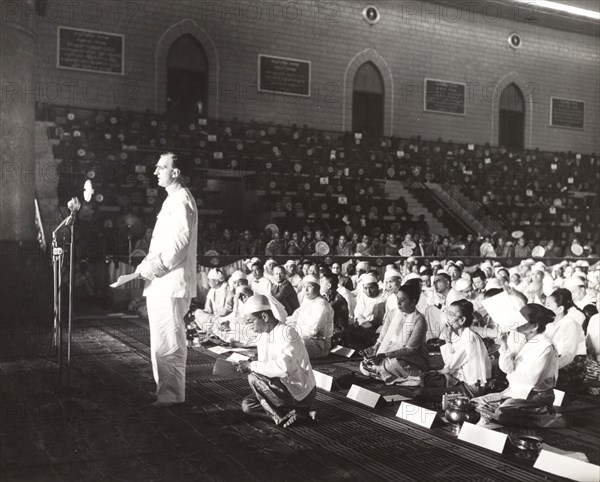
[550,97,584,129]
[258,54,311,97]
[424,78,466,115]
[57,26,124,75]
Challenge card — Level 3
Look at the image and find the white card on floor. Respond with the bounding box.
[226,353,249,363]
[383,394,411,403]
[313,370,333,391]
[553,389,565,407]
[534,449,600,481]
[208,346,230,354]
[227,347,251,352]
[458,422,507,454]
[346,385,380,408]
[331,346,355,357]
[396,402,437,429]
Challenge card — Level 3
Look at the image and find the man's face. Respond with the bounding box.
[385,277,401,293]
[338,236,347,246]
[285,264,296,276]
[331,263,341,274]
[273,267,286,283]
[208,278,220,289]
[244,312,267,333]
[308,265,318,276]
[396,291,416,314]
[154,154,178,188]
[448,266,460,281]
[472,276,485,291]
[304,282,320,300]
[421,274,431,287]
[319,279,332,296]
[363,282,379,298]
[251,265,263,280]
[433,275,450,294]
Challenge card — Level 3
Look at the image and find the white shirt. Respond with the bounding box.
[204,282,232,316]
[499,333,558,399]
[250,323,316,401]
[139,184,198,298]
[354,292,387,328]
[252,276,273,296]
[545,309,586,369]
[440,327,491,385]
[287,296,334,341]
[377,310,419,355]
[586,314,600,361]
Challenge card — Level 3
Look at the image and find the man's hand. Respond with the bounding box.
[367,353,385,364]
[236,360,251,374]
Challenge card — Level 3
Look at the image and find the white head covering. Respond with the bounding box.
[230,270,247,283]
[207,268,225,282]
[455,278,472,292]
[384,269,402,281]
[302,275,320,286]
[242,294,271,315]
[360,273,378,285]
[356,261,370,272]
[485,278,504,290]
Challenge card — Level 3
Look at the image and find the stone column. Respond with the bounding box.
[1,0,50,321]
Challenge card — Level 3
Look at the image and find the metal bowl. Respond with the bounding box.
[445,397,480,426]
[514,436,543,459]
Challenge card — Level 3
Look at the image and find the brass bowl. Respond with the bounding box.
[514,436,543,459]
[444,397,480,426]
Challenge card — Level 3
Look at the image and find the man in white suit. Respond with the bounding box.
[136,152,198,407]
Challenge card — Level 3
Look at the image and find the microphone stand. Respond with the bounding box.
[51,199,79,388]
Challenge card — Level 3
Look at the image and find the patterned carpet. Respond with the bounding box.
[94,317,600,481]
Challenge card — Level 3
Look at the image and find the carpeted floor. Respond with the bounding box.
[2,316,599,481]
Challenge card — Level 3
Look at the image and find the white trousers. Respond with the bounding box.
[146,296,190,403]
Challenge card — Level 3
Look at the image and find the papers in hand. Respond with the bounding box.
[481,291,528,332]
[212,358,246,379]
[110,272,141,288]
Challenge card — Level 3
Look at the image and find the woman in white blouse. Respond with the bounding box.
[473,304,568,428]
[545,288,587,393]
[416,300,491,402]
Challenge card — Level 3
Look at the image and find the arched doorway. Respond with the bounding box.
[352,62,384,136]
[498,83,525,149]
[166,34,208,122]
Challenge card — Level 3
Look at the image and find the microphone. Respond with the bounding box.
[67,197,81,212]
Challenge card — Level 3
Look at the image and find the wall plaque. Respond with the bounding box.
[258,54,311,97]
[551,97,584,129]
[424,78,466,115]
[58,27,124,75]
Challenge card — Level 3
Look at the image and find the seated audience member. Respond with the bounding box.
[352,261,370,291]
[239,295,317,427]
[359,283,428,385]
[472,304,568,428]
[334,234,353,256]
[544,289,587,392]
[283,259,302,291]
[586,291,600,361]
[331,261,353,291]
[204,268,233,316]
[345,273,387,348]
[354,273,387,329]
[320,272,349,346]
[566,275,595,311]
[250,259,273,296]
[382,269,403,325]
[271,265,300,316]
[417,300,491,402]
[287,275,334,359]
[471,269,487,299]
[263,259,278,284]
[424,270,465,340]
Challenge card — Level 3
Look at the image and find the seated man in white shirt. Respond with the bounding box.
[287,275,334,359]
[238,294,318,427]
[345,273,387,348]
[249,259,273,296]
[424,270,465,340]
[194,268,233,333]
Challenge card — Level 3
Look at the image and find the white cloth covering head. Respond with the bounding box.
[360,273,378,285]
[242,294,271,315]
[564,276,586,290]
[435,269,451,278]
[230,270,247,283]
[384,269,402,281]
[235,284,253,295]
[455,278,472,292]
[485,278,504,290]
[207,268,225,282]
[404,273,421,282]
[302,274,320,287]
[284,259,298,268]
[356,261,370,272]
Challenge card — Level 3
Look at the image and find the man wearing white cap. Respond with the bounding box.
[283,260,302,291]
[352,260,371,292]
[135,152,197,407]
[424,270,465,340]
[566,275,595,311]
[239,295,317,428]
[194,268,233,334]
[287,275,334,359]
[354,273,387,330]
